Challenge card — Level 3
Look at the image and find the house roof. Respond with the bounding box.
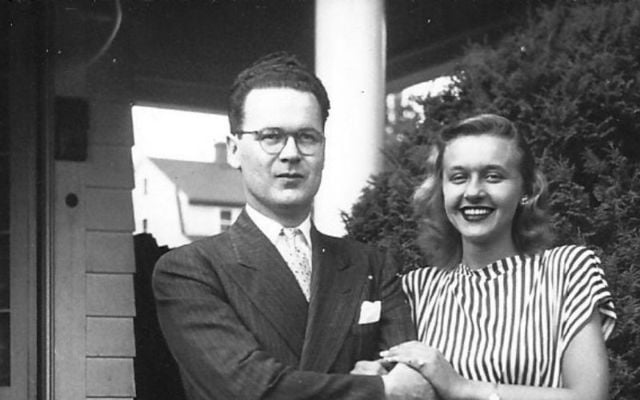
[150,158,245,206]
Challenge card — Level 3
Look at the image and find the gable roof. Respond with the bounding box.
[150,158,245,206]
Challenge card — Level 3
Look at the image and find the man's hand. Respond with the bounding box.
[382,363,438,400]
[350,360,389,376]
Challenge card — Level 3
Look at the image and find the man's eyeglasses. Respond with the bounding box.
[232,127,325,155]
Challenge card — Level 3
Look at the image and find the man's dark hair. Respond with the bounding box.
[228,51,331,132]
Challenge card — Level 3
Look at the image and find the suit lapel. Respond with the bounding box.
[299,228,366,372]
[226,211,308,357]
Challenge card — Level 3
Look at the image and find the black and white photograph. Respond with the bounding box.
[1,1,639,399]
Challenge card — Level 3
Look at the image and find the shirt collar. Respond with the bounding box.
[245,204,312,247]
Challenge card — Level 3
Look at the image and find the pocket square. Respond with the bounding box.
[358,300,381,324]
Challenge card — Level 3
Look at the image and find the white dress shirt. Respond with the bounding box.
[245,204,313,266]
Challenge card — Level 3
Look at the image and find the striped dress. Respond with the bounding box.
[402,245,616,387]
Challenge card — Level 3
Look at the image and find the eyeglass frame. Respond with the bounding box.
[231,127,325,155]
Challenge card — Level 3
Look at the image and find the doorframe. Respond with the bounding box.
[2,3,50,400]
[37,2,56,399]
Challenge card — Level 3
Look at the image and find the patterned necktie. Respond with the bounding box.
[280,227,312,301]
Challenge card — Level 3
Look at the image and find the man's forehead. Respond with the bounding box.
[242,88,322,125]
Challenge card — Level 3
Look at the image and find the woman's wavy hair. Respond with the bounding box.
[412,113,554,268]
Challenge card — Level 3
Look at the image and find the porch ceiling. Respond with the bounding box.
[54,0,548,108]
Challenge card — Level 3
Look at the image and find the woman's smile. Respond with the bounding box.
[459,206,494,221]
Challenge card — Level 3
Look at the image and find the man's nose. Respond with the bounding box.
[278,135,301,161]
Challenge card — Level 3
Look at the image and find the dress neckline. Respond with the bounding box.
[456,253,527,280]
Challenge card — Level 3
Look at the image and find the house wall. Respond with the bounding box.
[132,158,243,247]
[178,196,242,239]
[132,158,186,248]
[53,8,137,399]
[83,100,137,400]
[54,107,137,400]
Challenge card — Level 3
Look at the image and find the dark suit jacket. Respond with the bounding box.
[152,210,415,400]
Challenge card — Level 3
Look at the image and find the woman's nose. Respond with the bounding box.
[463,177,485,200]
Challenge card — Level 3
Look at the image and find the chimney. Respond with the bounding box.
[214,142,227,164]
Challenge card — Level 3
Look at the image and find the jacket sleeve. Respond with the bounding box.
[152,246,386,400]
[374,249,417,351]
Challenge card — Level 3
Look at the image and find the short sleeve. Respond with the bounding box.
[401,270,418,324]
[559,246,616,352]
[400,267,440,334]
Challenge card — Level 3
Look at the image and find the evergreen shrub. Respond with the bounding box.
[345,1,640,398]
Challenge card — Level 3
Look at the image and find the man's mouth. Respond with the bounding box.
[460,206,494,221]
[276,172,304,179]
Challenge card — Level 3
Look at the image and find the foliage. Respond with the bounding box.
[345,1,640,398]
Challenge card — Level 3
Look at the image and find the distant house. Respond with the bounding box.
[133,143,245,247]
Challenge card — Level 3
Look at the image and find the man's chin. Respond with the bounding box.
[274,190,316,206]
[274,199,312,212]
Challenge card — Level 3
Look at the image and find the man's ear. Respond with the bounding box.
[226,134,241,169]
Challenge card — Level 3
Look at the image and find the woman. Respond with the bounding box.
[381,114,616,400]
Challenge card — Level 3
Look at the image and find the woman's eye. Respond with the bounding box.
[449,174,466,183]
[486,173,503,182]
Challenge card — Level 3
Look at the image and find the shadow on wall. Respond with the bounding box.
[133,233,185,400]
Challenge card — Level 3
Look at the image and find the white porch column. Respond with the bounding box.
[314,0,386,236]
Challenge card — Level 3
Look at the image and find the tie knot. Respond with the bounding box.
[281,227,304,243]
[280,227,308,249]
[281,227,299,239]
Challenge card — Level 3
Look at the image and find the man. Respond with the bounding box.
[153,52,433,399]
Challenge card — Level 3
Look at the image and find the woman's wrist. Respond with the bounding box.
[437,375,468,400]
[452,379,496,400]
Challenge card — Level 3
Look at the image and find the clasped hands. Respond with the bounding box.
[350,341,467,400]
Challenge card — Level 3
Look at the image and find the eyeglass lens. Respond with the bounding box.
[257,128,324,155]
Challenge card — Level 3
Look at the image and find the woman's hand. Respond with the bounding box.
[350,359,390,375]
[381,341,468,400]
